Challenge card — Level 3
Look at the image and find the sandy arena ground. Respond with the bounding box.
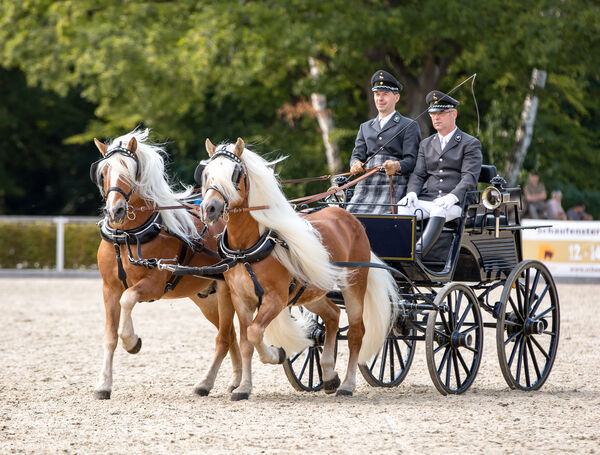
[1,277,599,454]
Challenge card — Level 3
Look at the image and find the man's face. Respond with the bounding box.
[373,90,399,116]
[429,109,457,135]
[530,174,539,185]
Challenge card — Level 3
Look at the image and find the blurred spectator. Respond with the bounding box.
[566,202,593,221]
[523,172,547,218]
[546,190,567,220]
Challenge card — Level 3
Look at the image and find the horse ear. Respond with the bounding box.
[94,138,108,156]
[234,137,245,158]
[206,138,216,157]
[127,137,138,154]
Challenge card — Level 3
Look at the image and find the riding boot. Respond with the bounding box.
[415,216,446,258]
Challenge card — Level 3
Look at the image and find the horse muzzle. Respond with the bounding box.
[107,199,128,224]
[201,197,225,225]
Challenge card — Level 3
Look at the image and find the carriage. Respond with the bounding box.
[282,164,560,395]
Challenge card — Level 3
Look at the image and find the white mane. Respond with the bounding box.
[206,143,344,290]
[95,128,199,241]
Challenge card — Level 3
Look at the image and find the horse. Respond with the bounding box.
[90,128,241,399]
[197,137,399,399]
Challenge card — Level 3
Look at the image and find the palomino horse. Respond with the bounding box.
[91,128,241,399]
[197,138,399,399]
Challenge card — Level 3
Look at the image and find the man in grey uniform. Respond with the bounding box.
[398,90,482,256]
[346,70,421,214]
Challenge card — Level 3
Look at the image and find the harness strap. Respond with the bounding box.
[164,241,189,294]
[244,262,264,309]
[287,280,308,306]
[113,243,129,290]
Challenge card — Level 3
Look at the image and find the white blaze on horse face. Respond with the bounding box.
[106,165,122,209]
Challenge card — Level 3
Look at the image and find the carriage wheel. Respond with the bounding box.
[425,283,484,395]
[282,310,338,392]
[359,327,416,387]
[496,260,560,391]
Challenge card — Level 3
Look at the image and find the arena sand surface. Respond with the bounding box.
[1,277,598,455]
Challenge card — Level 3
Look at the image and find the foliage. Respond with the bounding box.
[0,221,99,269]
[0,0,599,217]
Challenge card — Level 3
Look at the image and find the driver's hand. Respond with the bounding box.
[382,160,401,176]
[350,160,365,175]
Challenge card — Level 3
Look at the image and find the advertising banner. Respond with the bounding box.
[522,219,600,278]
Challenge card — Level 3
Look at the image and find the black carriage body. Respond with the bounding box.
[355,197,523,285]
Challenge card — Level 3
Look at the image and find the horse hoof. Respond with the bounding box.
[127,337,142,354]
[94,390,111,400]
[230,392,249,401]
[323,375,341,394]
[193,387,210,397]
[277,347,287,364]
[335,389,353,397]
[227,385,238,393]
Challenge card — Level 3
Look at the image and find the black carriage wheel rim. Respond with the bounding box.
[497,260,559,391]
[359,332,416,387]
[426,283,483,395]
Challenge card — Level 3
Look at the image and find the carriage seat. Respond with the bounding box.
[479,164,497,183]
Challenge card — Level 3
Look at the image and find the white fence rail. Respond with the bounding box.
[0,215,100,273]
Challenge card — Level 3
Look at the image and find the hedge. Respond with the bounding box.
[0,221,100,269]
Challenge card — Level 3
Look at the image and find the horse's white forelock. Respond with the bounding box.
[99,128,199,241]
[205,143,343,289]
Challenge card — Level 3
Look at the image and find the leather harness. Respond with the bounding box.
[100,211,219,295]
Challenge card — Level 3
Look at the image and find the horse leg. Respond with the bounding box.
[248,298,291,365]
[118,287,144,354]
[337,285,367,396]
[94,283,121,399]
[304,298,341,394]
[190,283,242,395]
[230,301,255,401]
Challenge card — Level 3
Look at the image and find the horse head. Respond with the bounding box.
[92,136,141,225]
[199,137,248,224]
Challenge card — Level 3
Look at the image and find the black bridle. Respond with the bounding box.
[194,147,247,217]
[90,141,140,202]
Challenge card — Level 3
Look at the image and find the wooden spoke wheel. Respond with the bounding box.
[359,315,417,387]
[282,309,338,392]
[426,283,484,395]
[496,260,560,390]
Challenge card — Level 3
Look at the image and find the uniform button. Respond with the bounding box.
[439,169,443,173]
[378,137,382,140]
[439,158,443,162]
[440,179,444,182]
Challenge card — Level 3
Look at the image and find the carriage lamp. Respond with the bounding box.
[482,176,511,237]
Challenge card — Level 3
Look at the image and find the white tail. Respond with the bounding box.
[263,308,314,356]
[358,252,398,364]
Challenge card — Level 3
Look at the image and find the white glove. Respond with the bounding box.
[434,193,459,210]
[399,192,418,208]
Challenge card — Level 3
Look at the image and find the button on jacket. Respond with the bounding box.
[347,111,421,213]
[407,128,482,205]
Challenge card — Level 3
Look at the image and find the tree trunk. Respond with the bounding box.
[505,69,547,186]
[309,57,343,174]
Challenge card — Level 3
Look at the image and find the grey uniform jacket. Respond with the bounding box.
[347,111,421,214]
[407,128,482,205]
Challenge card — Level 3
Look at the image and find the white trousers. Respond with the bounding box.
[397,199,462,221]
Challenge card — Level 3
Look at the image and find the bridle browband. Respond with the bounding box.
[90,141,140,203]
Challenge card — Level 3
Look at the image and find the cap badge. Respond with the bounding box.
[433,93,438,100]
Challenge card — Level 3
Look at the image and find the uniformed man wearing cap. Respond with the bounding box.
[346,70,421,214]
[398,90,482,257]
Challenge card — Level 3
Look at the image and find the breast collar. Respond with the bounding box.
[100,211,162,245]
[217,227,282,264]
